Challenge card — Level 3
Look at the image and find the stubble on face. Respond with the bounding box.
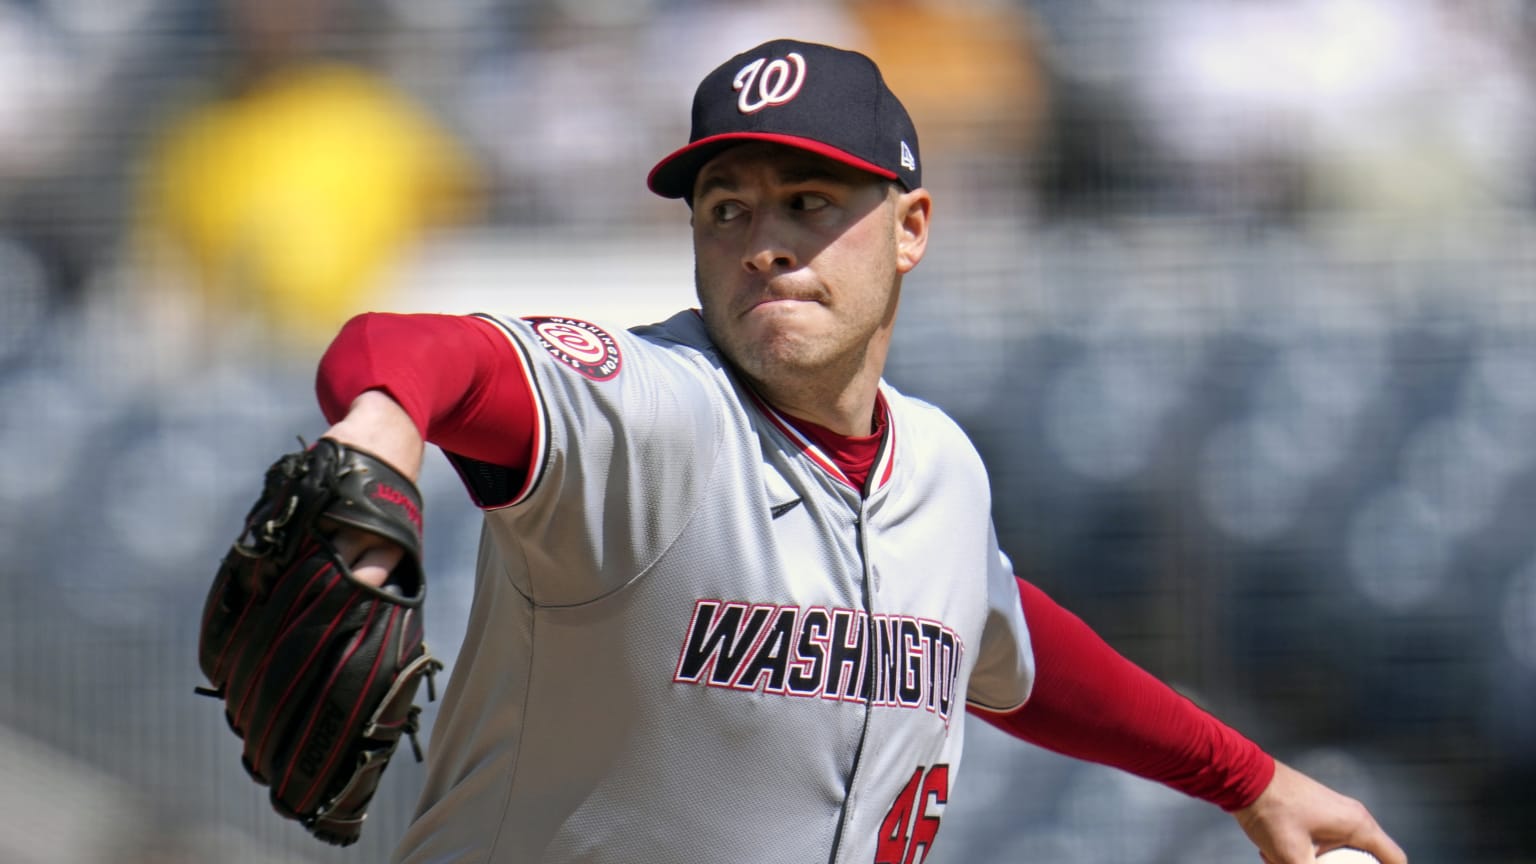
[697,227,897,385]
[690,148,903,407]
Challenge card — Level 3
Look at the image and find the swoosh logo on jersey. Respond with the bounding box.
[770,498,803,519]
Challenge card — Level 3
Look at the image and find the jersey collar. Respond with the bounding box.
[743,387,897,496]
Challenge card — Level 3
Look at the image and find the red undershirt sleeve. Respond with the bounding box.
[315,312,536,471]
[973,577,1276,812]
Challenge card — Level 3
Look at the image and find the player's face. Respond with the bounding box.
[690,143,929,397]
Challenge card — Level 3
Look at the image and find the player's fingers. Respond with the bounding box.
[350,544,404,589]
[1314,791,1405,864]
[1333,825,1407,864]
[327,525,403,588]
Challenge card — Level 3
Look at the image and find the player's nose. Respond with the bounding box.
[741,212,797,274]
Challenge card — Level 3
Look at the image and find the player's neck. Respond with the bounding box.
[753,372,882,436]
[747,335,891,436]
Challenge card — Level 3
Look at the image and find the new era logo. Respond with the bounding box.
[899,140,916,171]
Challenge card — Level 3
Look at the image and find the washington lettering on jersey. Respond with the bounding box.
[673,600,965,724]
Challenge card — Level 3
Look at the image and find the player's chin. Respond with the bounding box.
[740,319,820,357]
[741,332,832,376]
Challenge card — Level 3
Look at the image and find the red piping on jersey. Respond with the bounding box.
[874,409,896,488]
[742,387,894,494]
[468,313,551,507]
[742,386,850,488]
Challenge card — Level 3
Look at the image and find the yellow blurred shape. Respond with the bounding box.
[138,64,480,345]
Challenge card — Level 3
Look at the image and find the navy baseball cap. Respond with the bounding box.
[647,39,921,200]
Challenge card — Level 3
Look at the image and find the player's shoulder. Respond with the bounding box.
[623,310,737,388]
[881,382,982,455]
[627,309,719,361]
[473,309,722,382]
[881,383,994,502]
[882,381,960,428]
[621,310,743,392]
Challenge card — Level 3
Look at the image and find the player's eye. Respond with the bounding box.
[790,193,831,213]
[712,200,746,223]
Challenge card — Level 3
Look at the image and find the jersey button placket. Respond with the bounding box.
[856,516,879,595]
[834,501,879,864]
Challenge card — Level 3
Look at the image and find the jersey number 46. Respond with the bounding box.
[875,763,949,864]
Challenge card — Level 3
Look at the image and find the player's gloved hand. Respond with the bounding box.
[196,438,442,846]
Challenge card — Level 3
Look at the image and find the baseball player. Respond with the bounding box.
[308,39,1405,863]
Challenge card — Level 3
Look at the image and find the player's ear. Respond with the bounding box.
[893,186,931,274]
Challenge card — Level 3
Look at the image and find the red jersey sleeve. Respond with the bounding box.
[316,312,537,471]
[973,577,1275,812]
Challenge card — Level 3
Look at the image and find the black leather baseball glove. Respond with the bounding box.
[196,438,442,846]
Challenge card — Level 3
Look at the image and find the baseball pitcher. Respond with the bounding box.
[198,39,1406,864]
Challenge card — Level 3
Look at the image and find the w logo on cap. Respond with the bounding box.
[646,39,923,199]
[733,52,807,114]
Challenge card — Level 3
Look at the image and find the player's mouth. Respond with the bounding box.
[741,283,828,317]
[749,297,816,312]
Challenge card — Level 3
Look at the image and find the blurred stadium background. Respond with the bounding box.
[1,0,1533,861]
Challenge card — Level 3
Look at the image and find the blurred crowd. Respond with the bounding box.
[0,0,1534,862]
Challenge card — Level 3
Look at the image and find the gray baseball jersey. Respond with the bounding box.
[392,309,1035,864]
